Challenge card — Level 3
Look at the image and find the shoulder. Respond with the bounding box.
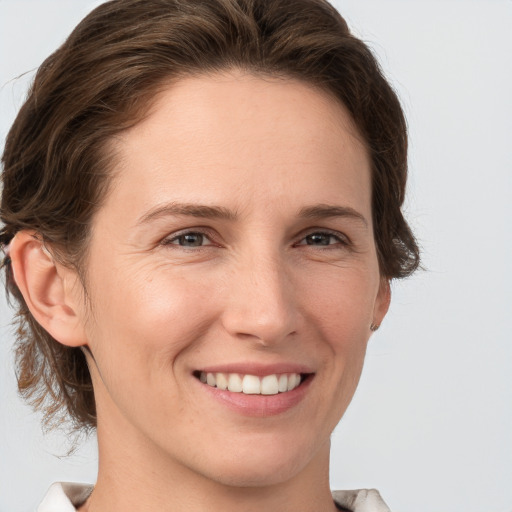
[332,489,391,512]
[37,483,93,512]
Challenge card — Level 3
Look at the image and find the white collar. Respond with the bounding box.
[37,482,391,512]
[37,483,93,512]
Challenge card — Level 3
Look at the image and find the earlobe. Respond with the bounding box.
[371,278,391,332]
[9,231,87,347]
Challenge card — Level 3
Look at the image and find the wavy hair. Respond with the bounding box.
[1,0,419,431]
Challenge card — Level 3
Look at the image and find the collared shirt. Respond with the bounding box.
[37,482,392,512]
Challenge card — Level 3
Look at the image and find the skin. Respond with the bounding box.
[11,71,390,512]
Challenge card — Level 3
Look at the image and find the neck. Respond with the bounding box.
[81,419,338,512]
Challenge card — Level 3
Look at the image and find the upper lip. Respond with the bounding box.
[195,363,314,376]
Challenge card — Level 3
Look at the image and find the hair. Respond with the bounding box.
[1,0,419,431]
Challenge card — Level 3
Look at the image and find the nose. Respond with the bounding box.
[220,251,299,346]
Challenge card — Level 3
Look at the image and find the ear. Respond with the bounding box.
[372,278,391,331]
[9,231,87,347]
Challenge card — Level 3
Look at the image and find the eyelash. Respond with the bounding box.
[162,228,350,249]
[162,229,217,248]
[294,230,349,248]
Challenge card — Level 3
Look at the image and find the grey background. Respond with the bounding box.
[1,1,511,511]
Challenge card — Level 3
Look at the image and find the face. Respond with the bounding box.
[76,71,389,487]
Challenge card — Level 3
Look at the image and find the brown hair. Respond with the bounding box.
[1,0,419,431]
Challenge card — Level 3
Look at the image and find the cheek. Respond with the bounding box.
[300,265,377,342]
[84,266,221,379]
[82,269,222,429]
[298,265,376,402]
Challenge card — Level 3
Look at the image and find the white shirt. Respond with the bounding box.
[37,482,392,511]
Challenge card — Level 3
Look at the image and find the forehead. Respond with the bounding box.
[127,71,366,159]
[106,71,371,220]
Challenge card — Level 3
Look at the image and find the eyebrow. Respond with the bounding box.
[137,201,368,227]
[138,202,238,224]
[298,204,368,227]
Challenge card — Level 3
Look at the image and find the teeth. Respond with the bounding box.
[286,373,300,391]
[216,372,228,390]
[261,375,279,395]
[242,375,261,394]
[228,373,243,392]
[278,374,288,392]
[199,371,303,395]
[287,373,300,391]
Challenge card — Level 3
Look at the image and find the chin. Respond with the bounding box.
[189,433,327,488]
[203,458,305,488]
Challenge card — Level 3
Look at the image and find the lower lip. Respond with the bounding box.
[196,376,313,417]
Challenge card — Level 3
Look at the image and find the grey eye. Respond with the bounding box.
[304,233,336,246]
[174,233,206,247]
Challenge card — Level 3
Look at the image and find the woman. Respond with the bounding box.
[1,0,419,511]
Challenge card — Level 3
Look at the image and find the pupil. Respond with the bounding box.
[307,234,330,245]
[181,234,203,246]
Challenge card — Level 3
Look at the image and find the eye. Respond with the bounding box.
[164,231,214,247]
[296,231,348,247]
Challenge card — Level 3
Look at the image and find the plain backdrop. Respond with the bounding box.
[1,1,511,511]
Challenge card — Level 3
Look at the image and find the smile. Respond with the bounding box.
[197,371,303,395]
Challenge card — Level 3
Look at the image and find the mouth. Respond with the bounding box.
[193,370,312,396]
